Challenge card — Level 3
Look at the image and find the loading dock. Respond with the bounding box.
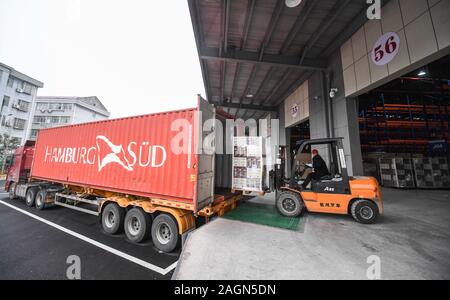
[178,0,450,280]
[188,0,450,182]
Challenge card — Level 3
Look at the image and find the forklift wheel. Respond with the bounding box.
[350,199,379,224]
[276,191,304,218]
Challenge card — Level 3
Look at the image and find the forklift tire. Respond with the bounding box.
[35,189,47,210]
[151,213,179,253]
[276,191,304,218]
[26,187,39,207]
[350,199,379,224]
[124,208,151,243]
[101,203,125,235]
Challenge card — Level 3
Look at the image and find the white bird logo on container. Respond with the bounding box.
[96,135,134,171]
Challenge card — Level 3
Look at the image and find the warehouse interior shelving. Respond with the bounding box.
[290,119,311,153]
[358,55,450,156]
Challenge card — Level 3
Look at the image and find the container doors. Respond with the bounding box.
[195,97,216,212]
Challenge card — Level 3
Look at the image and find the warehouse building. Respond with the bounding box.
[170,0,450,280]
[188,0,450,189]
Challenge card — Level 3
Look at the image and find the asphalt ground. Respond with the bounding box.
[0,191,180,280]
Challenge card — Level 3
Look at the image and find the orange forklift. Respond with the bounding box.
[271,138,383,224]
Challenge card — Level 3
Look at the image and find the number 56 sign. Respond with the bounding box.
[371,32,400,66]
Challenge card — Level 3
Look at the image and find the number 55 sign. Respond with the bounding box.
[371,32,400,66]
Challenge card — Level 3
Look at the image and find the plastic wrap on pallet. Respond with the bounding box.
[413,158,434,188]
[378,158,415,188]
[431,157,450,188]
[413,157,450,189]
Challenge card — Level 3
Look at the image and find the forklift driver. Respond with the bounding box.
[301,149,330,190]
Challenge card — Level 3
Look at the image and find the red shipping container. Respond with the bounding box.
[31,99,216,212]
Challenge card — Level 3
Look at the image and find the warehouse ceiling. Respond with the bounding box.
[188,0,389,119]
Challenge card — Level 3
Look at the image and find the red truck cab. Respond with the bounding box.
[5,141,35,194]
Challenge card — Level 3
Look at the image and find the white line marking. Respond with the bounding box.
[0,200,177,275]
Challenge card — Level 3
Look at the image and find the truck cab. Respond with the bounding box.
[5,141,35,195]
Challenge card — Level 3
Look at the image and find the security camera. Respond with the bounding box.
[329,88,338,99]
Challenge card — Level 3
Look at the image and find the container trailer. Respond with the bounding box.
[4,97,242,253]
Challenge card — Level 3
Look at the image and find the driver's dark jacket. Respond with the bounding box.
[313,155,330,177]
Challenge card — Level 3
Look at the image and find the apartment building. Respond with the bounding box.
[29,96,110,140]
[0,62,44,145]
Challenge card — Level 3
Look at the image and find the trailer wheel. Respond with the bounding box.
[35,189,47,210]
[124,208,151,243]
[151,213,179,253]
[350,199,379,224]
[25,187,39,207]
[8,183,17,200]
[276,191,304,217]
[101,203,125,235]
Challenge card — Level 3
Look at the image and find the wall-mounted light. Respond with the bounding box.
[417,70,427,77]
[285,0,302,8]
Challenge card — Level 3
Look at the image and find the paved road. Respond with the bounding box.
[0,192,180,280]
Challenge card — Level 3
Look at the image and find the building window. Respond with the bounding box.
[2,96,10,107]
[50,116,59,123]
[14,99,30,112]
[60,116,70,124]
[13,118,26,130]
[36,102,47,110]
[22,82,34,95]
[1,115,12,127]
[15,81,34,95]
[33,116,47,124]
[30,129,39,139]
[49,103,63,110]
[7,77,14,88]
[63,103,73,110]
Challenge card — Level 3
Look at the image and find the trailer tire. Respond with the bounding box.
[350,199,379,224]
[276,191,304,217]
[151,214,179,253]
[101,203,125,235]
[25,187,39,207]
[8,182,17,200]
[124,208,151,243]
[35,189,47,210]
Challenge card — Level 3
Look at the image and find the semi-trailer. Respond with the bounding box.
[4,97,240,253]
[4,97,384,253]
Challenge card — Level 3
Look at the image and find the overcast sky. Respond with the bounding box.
[0,0,206,118]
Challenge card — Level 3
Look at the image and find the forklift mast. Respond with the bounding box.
[271,146,286,191]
